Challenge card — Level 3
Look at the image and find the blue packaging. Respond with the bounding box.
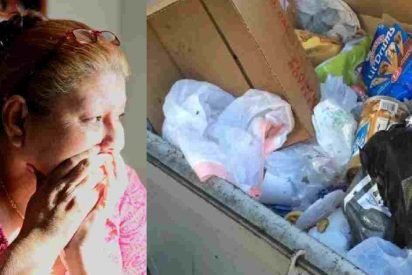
[362,24,412,101]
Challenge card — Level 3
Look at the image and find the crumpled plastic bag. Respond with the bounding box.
[347,237,412,275]
[162,79,235,148]
[361,125,412,248]
[312,76,358,168]
[295,0,360,42]
[259,141,342,209]
[162,79,294,197]
[308,208,352,255]
[320,75,358,110]
[295,189,345,230]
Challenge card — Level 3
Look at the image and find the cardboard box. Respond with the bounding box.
[147,0,320,146]
[344,0,412,34]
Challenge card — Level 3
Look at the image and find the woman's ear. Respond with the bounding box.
[1,95,29,148]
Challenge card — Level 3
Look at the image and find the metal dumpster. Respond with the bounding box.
[147,131,364,275]
[147,0,412,274]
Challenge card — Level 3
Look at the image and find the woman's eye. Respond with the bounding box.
[84,116,103,123]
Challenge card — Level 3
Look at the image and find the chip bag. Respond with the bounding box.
[362,24,412,101]
[315,36,371,86]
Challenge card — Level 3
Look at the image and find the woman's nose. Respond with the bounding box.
[100,118,119,152]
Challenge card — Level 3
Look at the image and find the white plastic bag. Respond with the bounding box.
[162,80,294,197]
[162,79,235,148]
[320,75,358,111]
[211,89,294,157]
[312,76,358,168]
[259,141,342,209]
[347,237,412,275]
[295,0,360,42]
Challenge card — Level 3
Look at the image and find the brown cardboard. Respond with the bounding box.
[344,0,412,36]
[147,0,320,145]
[343,0,383,18]
[382,14,412,33]
[358,14,385,36]
[384,0,412,24]
[148,0,251,96]
[147,24,182,132]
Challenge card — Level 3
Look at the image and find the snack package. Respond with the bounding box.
[347,96,409,175]
[316,36,371,86]
[295,29,343,66]
[362,24,412,101]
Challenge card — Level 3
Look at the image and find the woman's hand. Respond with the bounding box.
[21,147,106,245]
[1,148,105,274]
[63,153,129,274]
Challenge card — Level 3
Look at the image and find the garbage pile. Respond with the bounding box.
[157,1,412,274]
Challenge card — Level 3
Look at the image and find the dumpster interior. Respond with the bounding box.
[147,0,412,274]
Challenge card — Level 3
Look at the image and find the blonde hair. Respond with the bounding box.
[0,10,129,119]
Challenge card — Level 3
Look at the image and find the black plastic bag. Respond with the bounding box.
[360,124,412,247]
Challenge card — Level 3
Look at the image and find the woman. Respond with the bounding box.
[0,10,146,274]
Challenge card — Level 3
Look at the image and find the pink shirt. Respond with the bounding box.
[0,166,147,275]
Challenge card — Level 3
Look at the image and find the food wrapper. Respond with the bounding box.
[316,36,371,86]
[295,29,343,66]
[362,24,412,101]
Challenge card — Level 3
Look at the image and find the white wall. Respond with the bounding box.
[48,1,146,180]
[120,0,147,181]
[48,0,121,34]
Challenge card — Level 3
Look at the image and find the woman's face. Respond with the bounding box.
[24,71,126,175]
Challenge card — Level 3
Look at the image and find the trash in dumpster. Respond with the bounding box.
[361,123,412,248]
[162,79,235,149]
[294,0,361,42]
[285,211,303,224]
[343,169,392,246]
[295,29,343,66]
[294,189,345,230]
[263,203,293,217]
[312,76,358,169]
[315,218,329,233]
[308,208,352,255]
[162,79,294,197]
[362,24,412,101]
[259,141,341,210]
[154,1,412,273]
[315,36,371,85]
[320,75,358,111]
[347,237,412,275]
[347,96,409,181]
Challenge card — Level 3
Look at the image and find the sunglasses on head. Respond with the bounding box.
[63,29,120,46]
